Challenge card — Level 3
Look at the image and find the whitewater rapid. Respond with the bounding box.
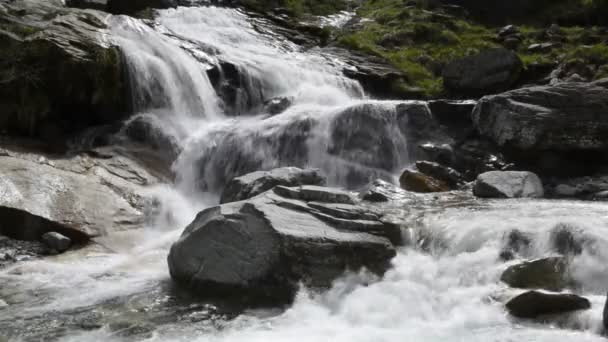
[1,5,608,342]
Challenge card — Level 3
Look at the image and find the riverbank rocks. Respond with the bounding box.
[506,291,591,319]
[442,48,523,96]
[220,167,326,204]
[473,171,544,198]
[168,185,399,302]
[0,1,128,140]
[501,257,570,291]
[472,80,608,163]
[0,147,157,242]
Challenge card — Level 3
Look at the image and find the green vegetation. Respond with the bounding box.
[331,0,608,98]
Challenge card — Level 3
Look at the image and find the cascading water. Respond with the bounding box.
[1,5,608,342]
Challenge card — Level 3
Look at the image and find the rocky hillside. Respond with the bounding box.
[240,0,608,98]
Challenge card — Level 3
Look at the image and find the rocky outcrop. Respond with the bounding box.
[501,257,571,291]
[220,167,326,204]
[168,185,400,302]
[442,49,523,97]
[0,147,158,242]
[473,171,544,198]
[506,291,591,319]
[0,1,128,140]
[472,80,608,169]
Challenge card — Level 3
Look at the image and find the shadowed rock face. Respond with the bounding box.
[472,79,608,154]
[506,291,591,319]
[168,184,399,303]
[0,1,127,141]
[501,257,571,292]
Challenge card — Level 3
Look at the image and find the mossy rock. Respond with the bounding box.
[0,2,128,141]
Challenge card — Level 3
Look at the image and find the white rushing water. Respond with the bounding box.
[1,5,608,342]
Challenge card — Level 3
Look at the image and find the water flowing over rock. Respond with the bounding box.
[473,171,544,198]
[442,48,523,96]
[506,291,591,319]
[168,186,398,302]
[0,1,127,139]
[220,167,326,203]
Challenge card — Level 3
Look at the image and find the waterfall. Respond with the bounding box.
[2,5,608,342]
[109,6,409,198]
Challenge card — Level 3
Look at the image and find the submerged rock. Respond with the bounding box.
[220,167,326,204]
[501,257,570,291]
[473,171,543,198]
[506,291,591,319]
[41,232,72,252]
[168,185,399,302]
[442,48,523,96]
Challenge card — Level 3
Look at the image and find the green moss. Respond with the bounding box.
[333,0,608,98]
[336,4,499,97]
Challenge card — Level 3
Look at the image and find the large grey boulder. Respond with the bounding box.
[473,171,543,198]
[168,185,399,302]
[472,80,608,152]
[443,49,523,96]
[506,290,591,319]
[501,257,571,291]
[220,167,326,204]
[0,149,157,242]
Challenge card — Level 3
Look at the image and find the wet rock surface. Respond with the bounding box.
[501,257,571,291]
[0,145,159,240]
[473,171,544,198]
[169,184,399,302]
[220,167,326,204]
[506,290,591,319]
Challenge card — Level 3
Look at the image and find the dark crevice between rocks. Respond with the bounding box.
[0,206,90,244]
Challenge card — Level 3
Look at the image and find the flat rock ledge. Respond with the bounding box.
[168,185,400,303]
